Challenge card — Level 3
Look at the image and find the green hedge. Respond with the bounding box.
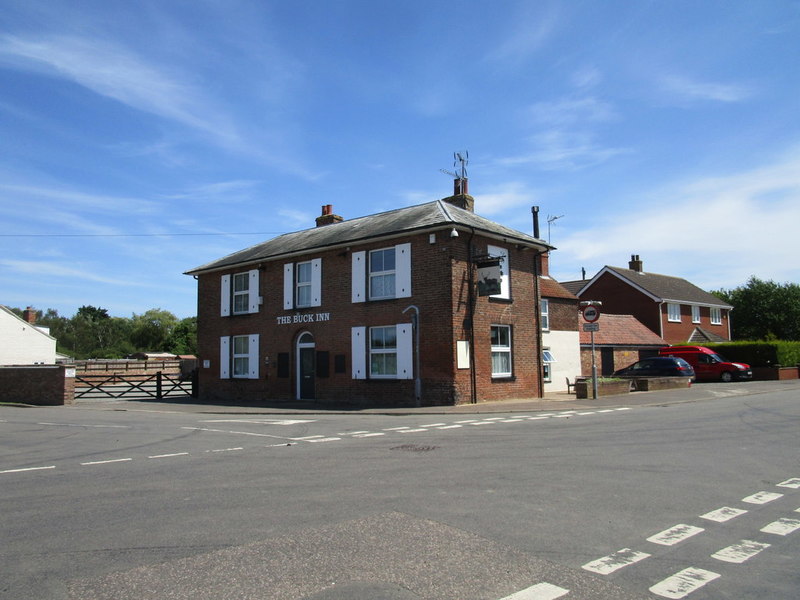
[705,341,800,367]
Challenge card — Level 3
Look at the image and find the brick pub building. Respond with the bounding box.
[186,184,552,407]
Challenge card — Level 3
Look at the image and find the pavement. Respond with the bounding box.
[60,378,800,416]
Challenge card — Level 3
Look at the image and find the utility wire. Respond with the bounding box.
[0,231,285,238]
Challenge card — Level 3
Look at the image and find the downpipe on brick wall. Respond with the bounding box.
[402,304,421,407]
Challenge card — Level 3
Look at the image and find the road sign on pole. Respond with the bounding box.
[582,304,601,323]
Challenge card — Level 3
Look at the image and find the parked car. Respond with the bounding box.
[613,356,695,380]
[658,346,752,382]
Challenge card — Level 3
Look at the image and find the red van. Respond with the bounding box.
[658,346,752,382]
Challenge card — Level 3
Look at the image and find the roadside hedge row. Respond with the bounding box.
[704,341,800,367]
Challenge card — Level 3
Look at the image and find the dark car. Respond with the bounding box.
[613,356,695,380]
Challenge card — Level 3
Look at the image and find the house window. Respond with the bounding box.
[232,273,250,314]
[232,335,250,377]
[490,325,512,377]
[541,299,550,331]
[692,305,701,323]
[542,349,555,383]
[296,261,312,307]
[221,270,259,316]
[283,259,322,309]
[667,303,681,322]
[710,307,722,325]
[352,244,411,303]
[219,334,259,379]
[369,248,396,299]
[369,325,397,377]
[487,245,510,299]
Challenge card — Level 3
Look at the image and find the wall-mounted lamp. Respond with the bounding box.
[450,228,459,238]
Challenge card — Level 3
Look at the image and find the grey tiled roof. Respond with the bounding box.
[186,200,551,274]
[604,266,732,308]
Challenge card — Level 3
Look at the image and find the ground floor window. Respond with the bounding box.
[542,348,555,382]
[370,325,398,377]
[490,325,512,377]
[220,334,259,379]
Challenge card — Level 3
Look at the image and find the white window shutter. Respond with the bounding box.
[351,326,366,379]
[488,245,510,299]
[248,269,259,313]
[283,263,294,310]
[396,323,413,379]
[220,336,230,379]
[311,258,322,307]
[248,334,259,379]
[220,275,231,317]
[351,251,366,303]
[395,243,411,298]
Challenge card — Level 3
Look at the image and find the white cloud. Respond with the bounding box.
[473,181,538,216]
[498,129,630,171]
[0,259,140,286]
[658,74,754,103]
[528,96,617,126]
[552,148,800,288]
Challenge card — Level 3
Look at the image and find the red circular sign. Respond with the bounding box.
[582,305,601,323]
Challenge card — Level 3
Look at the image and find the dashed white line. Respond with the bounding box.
[38,422,130,429]
[0,465,56,474]
[499,581,569,600]
[712,539,771,563]
[582,548,651,575]
[148,452,189,459]
[305,437,341,443]
[399,428,428,433]
[526,416,549,421]
[352,432,385,438]
[777,477,800,489]
[208,447,243,453]
[435,425,462,429]
[454,419,479,424]
[647,524,704,546]
[649,567,720,599]
[760,517,800,536]
[81,458,132,466]
[383,426,412,431]
[742,491,784,504]
[700,507,748,523]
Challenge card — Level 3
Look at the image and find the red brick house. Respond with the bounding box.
[185,187,552,407]
[565,255,733,345]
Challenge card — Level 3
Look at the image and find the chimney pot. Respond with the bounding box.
[629,255,644,272]
[23,307,37,324]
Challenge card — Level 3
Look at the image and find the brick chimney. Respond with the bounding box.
[629,254,643,272]
[315,204,344,227]
[22,306,37,324]
[441,178,474,212]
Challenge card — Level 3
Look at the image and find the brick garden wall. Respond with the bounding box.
[0,365,75,405]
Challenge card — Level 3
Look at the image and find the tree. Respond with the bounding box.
[165,316,198,355]
[712,277,800,340]
[130,309,179,352]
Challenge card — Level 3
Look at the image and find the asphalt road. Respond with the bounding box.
[1,381,798,599]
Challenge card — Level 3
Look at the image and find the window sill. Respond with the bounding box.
[491,375,516,382]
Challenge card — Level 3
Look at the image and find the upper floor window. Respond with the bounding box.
[490,324,512,377]
[710,307,722,325]
[667,303,681,322]
[541,299,550,331]
[221,270,259,317]
[284,259,321,309]
[691,305,701,323]
[370,248,396,299]
[351,243,411,303]
[487,245,510,300]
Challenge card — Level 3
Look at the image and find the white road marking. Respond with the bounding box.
[596,409,615,413]
[38,422,129,428]
[201,418,316,425]
[582,548,651,574]
[148,452,189,459]
[777,477,800,489]
[305,437,341,443]
[760,518,800,536]
[399,428,428,433]
[647,524,704,546]
[453,419,479,423]
[208,447,243,452]
[700,507,748,523]
[499,581,569,600]
[615,407,632,411]
[353,432,385,438]
[435,425,462,429]
[743,491,784,504]
[500,419,524,423]
[81,458,132,466]
[712,539,770,563]
[340,431,369,435]
[182,426,293,441]
[383,426,412,431]
[552,414,572,418]
[1,465,56,474]
[649,567,720,599]
[483,417,507,421]
[526,416,549,421]
[577,412,596,415]
[291,435,325,440]
[420,423,447,427]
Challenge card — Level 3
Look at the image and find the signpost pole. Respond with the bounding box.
[579,301,602,401]
[590,330,598,400]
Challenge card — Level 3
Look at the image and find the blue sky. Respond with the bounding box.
[1,0,798,319]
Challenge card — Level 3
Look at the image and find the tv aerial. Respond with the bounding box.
[547,214,564,244]
[440,150,469,181]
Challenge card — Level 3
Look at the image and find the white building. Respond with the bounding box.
[0,306,57,365]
